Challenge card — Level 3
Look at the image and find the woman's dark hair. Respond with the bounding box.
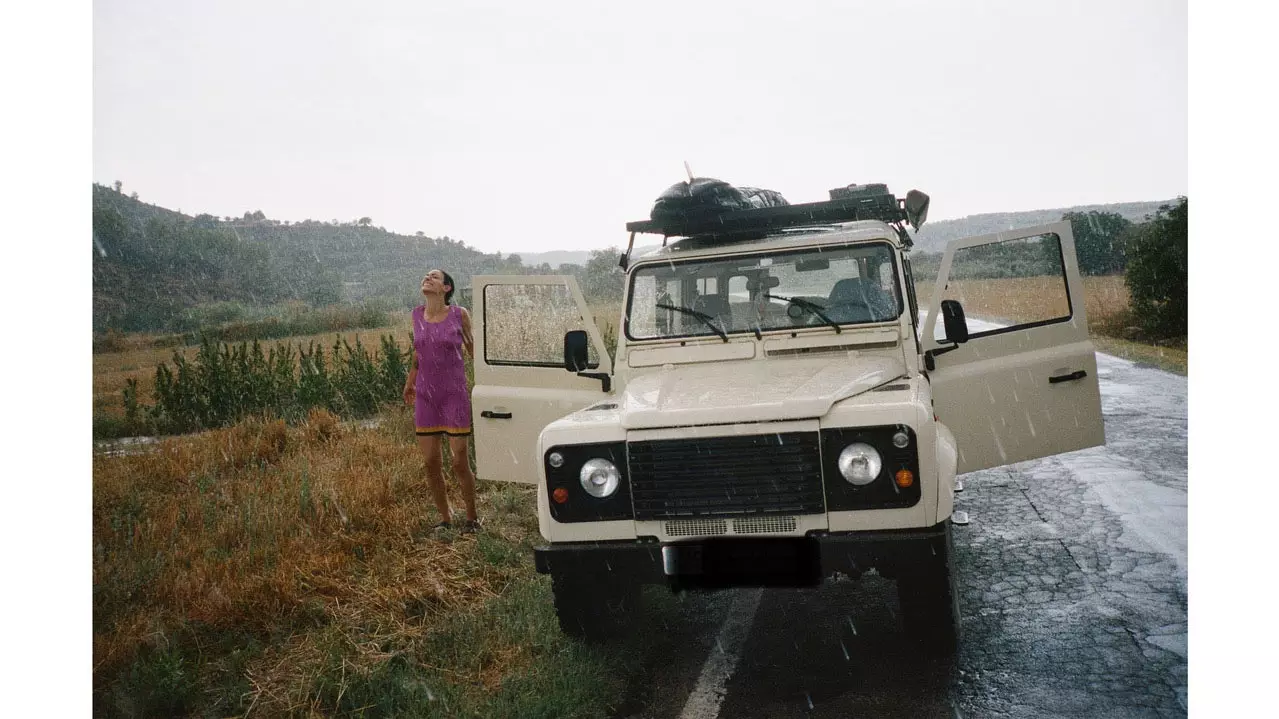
[439,270,456,305]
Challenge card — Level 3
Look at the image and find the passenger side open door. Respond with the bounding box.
[472,276,613,484]
[922,222,1104,474]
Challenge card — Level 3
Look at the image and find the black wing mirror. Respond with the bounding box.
[564,330,590,372]
[904,190,930,231]
[941,299,969,344]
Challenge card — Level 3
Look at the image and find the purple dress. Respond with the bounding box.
[412,304,472,436]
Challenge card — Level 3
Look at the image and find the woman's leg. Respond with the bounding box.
[448,434,479,522]
[416,434,451,523]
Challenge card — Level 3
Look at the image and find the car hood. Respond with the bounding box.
[618,355,906,429]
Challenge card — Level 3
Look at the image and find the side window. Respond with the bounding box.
[938,232,1071,339]
[484,283,598,367]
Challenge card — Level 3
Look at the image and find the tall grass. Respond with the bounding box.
[914,274,1132,340]
[93,412,664,717]
[111,334,410,437]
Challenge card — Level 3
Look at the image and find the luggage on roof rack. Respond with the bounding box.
[649,177,790,225]
[627,185,908,242]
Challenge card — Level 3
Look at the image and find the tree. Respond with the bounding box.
[580,248,625,302]
[113,180,123,193]
[358,217,373,227]
[1124,198,1187,339]
[1062,210,1132,275]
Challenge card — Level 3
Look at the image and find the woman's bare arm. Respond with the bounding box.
[459,307,475,359]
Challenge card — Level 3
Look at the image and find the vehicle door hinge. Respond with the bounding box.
[577,372,612,392]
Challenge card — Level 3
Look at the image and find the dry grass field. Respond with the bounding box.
[915,274,1185,374]
[93,408,671,717]
[914,274,1130,335]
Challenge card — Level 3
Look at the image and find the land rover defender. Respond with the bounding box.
[468,184,1105,652]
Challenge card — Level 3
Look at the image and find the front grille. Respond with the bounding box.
[629,432,825,519]
[733,515,798,534]
[665,519,729,537]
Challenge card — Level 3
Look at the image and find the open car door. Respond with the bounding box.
[472,275,613,484]
[921,221,1104,474]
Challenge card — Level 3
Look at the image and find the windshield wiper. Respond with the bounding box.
[765,293,842,334]
[656,303,729,342]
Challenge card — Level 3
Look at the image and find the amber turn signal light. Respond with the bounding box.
[894,469,914,488]
[552,487,569,504]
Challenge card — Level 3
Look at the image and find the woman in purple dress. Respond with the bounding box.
[402,269,479,533]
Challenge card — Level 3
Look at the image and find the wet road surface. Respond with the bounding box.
[613,352,1187,718]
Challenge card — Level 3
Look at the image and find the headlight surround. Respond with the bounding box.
[838,442,883,485]
[579,458,621,498]
[821,426,920,511]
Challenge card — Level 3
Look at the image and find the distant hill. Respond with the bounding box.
[91,185,517,333]
[521,200,1177,265]
[521,245,661,269]
[910,200,1176,255]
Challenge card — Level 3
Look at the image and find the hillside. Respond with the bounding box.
[91,185,514,332]
[909,200,1175,255]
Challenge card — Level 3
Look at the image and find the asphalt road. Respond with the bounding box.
[612,351,1188,719]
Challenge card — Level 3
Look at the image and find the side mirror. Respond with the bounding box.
[941,299,968,344]
[564,330,590,372]
[904,190,930,231]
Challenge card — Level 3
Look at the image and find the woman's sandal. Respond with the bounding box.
[459,519,481,534]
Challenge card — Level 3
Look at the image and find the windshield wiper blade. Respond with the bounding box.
[765,293,842,334]
[656,303,729,342]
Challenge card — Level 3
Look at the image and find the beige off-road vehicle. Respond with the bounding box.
[470,185,1104,652]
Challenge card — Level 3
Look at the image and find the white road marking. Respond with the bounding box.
[678,588,764,719]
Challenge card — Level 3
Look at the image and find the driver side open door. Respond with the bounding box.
[471,275,613,484]
[922,222,1104,474]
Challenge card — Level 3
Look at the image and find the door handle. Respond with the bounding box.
[480,410,512,419]
[1048,370,1087,384]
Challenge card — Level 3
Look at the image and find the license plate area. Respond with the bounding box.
[661,538,821,588]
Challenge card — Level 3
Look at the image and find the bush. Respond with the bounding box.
[143,334,408,434]
[1063,210,1132,276]
[1124,198,1187,340]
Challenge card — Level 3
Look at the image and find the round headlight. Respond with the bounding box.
[547,452,565,468]
[838,443,882,485]
[579,458,620,498]
[892,431,910,449]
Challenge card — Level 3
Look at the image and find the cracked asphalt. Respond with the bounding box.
[614,352,1187,719]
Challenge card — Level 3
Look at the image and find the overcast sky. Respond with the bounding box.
[93,0,1186,254]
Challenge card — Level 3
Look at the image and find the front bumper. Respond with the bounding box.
[534,523,948,588]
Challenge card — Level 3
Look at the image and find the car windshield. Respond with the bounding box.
[625,241,902,341]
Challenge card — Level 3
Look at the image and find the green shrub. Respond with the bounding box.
[1125,198,1187,340]
[142,334,407,435]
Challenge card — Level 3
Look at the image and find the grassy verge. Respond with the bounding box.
[93,408,669,718]
[1092,337,1187,376]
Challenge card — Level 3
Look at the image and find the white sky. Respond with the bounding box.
[93,0,1186,254]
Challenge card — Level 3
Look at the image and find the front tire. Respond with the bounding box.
[551,570,640,642]
[896,521,961,655]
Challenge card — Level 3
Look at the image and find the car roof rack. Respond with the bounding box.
[625,192,907,243]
